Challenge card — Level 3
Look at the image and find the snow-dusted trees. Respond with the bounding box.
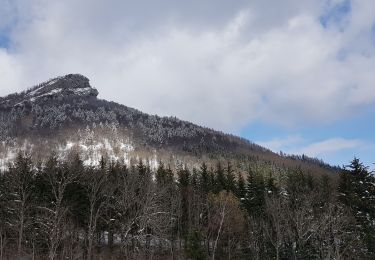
[242,168,365,260]
[111,161,177,258]
[38,154,83,260]
[7,153,34,258]
[0,156,371,259]
[338,158,375,257]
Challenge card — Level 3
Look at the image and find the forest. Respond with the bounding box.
[0,153,374,260]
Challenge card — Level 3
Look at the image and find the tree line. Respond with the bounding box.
[0,154,374,259]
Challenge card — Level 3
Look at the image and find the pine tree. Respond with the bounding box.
[244,168,265,216]
[208,167,216,193]
[98,155,105,170]
[165,165,174,185]
[191,168,199,189]
[338,158,375,256]
[265,172,278,195]
[177,165,190,188]
[317,174,334,205]
[63,154,88,229]
[215,162,226,193]
[104,161,123,249]
[177,165,191,238]
[286,168,313,210]
[137,159,151,181]
[236,173,246,200]
[156,162,167,186]
[199,163,210,194]
[225,162,236,193]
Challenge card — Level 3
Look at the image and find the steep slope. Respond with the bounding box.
[0,74,337,174]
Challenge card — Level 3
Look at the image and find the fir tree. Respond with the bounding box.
[215,162,226,193]
[265,172,278,195]
[177,165,190,188]
[338,158,375,256]
[177,165,191,238]
[165,165,174,185]
[244,168,265,216]
[156,162,167,187]
[191,168,199,190]
[208,167,216,194]
[225,161,236,193]
[199,163,210,194]
[236,173,246,200]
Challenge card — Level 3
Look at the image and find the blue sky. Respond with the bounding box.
[0,0,374,169]
[0,34,9,48]
[242,103,375,168]
[320,0,351,28]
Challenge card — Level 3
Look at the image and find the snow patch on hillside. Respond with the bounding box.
[70,87,93,95]
[0,140,34,171]
[57,137,135,167]
[26,79,59,97]
[0,136,137,171]
[0,150,16,172]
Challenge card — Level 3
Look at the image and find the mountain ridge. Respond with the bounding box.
[0,74,338,174]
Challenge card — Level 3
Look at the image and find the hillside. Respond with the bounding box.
[0,74,336,175]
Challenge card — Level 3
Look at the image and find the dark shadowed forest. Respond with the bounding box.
[0,153,374,259]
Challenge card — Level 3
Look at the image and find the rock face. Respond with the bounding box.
[0,74,98,108]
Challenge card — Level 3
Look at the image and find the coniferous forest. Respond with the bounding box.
[0,154,374,260]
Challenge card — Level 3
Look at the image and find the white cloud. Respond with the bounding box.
[257,135,304,152]
[0,0,375,132]
[258,135,364,160]
[295,137,363,157]
[0,48,25,94]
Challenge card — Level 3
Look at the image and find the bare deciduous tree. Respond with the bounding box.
[8,153,34,258]
[264,195,289,260]
[207,191,245,260]
[38,155,81,260]
[84,160,113,260]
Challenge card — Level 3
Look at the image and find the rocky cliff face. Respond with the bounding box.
[0,74,98,108]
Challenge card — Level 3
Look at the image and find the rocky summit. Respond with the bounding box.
[0,74,98,108]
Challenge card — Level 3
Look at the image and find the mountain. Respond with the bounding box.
[0,74,337,174]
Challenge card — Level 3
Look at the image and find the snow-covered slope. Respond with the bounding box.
[0,74,338,174]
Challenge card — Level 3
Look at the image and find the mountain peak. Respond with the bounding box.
[0,74,98,108]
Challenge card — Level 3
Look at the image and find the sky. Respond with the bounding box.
[0,0,374,168]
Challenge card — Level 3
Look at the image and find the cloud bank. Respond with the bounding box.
[0,0,375,133]
[258,135,363,155]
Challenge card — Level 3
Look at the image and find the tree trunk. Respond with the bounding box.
[87,204,96,260]
[87,230,93,260]
[18,211,24,258]
[0,229,3,260]
[276,245,279,260]
[32,241,36,260]
[228,237,231,260]
[108,230,114,250]
[170,239,175,260]
[212,205,226,260]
